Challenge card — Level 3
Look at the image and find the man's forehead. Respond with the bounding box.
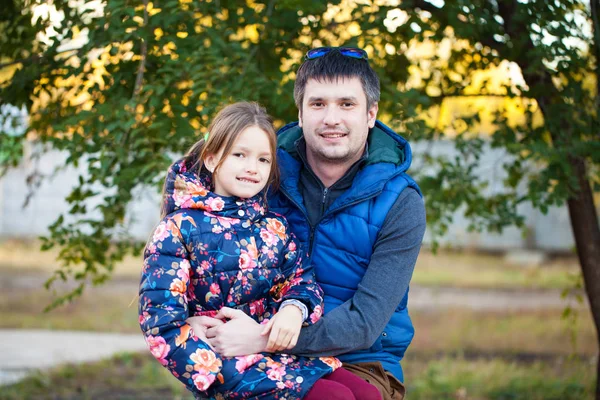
[304,76,366,99]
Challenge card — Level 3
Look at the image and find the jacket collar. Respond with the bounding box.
[163,158,266,221]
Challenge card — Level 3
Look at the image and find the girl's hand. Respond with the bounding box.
[261,305,304,352]
[186,316,224,350]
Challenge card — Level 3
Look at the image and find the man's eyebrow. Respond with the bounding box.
[306,96,360,102]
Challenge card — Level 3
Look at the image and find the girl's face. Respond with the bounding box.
[204,125,273,199]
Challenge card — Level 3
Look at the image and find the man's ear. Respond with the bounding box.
[298,109,303,128]
[367,102,379,128]
[204,153,218,173]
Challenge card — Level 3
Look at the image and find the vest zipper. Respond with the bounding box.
[280,186,387,257]
[321,187,328,216]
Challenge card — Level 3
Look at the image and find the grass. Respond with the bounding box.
[413,250,581,290]
[0,240,582,290]
[0,352,593,400]
[403,355,594,400]
[0,283,139,333]
[0,352,192,400]
[410,308,597,356]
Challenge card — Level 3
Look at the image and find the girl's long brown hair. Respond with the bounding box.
[161,102,279,218]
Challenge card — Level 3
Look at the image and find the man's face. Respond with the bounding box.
[299,76,378,167]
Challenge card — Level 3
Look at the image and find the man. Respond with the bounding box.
[203,47,426,400]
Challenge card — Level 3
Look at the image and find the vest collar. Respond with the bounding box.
[277,121,413,212]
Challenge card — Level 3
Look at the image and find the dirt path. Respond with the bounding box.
[0,271,587,311]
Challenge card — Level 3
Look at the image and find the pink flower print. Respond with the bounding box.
[152,221,170,243]
[209,283,220,295]
[284,380,295,389]
[239,250,257,271]
[234,354,263,373]
[139,311,150,325]
[212,225,223,234]
[173,190,193,208]
[260,229,277,246]
[192,371,216,391]
[205,196,225,212]
[145,335,171,366]
[197,260,211,274]
[266,365,286,382]
[224,232,232,240]
[146,243,157,254]
[249,299,265,316]
[310,305,323,324]
[276,380,296,390]
[177,260,191,282]
[173,176,207,209]
[288,240,296,252]
[214,216,238,229]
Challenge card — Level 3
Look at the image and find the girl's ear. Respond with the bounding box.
[204,153,218,173]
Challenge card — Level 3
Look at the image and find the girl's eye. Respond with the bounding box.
[232,153,244,158]
[259,157,271,164]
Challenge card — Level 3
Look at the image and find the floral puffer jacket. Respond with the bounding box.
[139,159,341,399]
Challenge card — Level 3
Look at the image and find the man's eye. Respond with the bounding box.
[342,102,355,107]
[311,102,324,107]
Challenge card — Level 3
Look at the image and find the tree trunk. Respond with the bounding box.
[565,158,600,399]
[495,1,600,395]
[587,1,600,397]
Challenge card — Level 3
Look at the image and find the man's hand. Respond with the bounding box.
[205,307,268,357]
[186,316,224,350]
[261,305,303,353]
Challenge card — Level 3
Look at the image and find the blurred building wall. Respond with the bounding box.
[0,140,584,252]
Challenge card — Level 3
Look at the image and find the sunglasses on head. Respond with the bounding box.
[304,47,369,61]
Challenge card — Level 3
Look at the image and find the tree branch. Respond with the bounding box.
[133,0,149,99]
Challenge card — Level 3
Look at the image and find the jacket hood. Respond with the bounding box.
[162,158,266,221]
[276,120,412,173]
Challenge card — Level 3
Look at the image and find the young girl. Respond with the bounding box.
[139,102,381,400]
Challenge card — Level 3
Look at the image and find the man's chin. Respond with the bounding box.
[315,150,351,162]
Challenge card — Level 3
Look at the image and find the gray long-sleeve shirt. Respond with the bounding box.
[289,139,427,357]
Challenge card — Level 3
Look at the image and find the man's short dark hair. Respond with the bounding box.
[294,49,380,112]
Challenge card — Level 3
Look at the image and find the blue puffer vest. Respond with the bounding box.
[269,120,422,381]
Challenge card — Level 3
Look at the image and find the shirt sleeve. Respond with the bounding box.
[288,188,426,356]
[280,299,309,321]
[138,212,224,394]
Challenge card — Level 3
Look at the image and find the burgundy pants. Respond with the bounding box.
[304,367,382,400]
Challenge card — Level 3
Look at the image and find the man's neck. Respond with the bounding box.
[306,152,360,188]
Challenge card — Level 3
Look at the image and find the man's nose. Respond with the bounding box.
[323,106,341,125]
